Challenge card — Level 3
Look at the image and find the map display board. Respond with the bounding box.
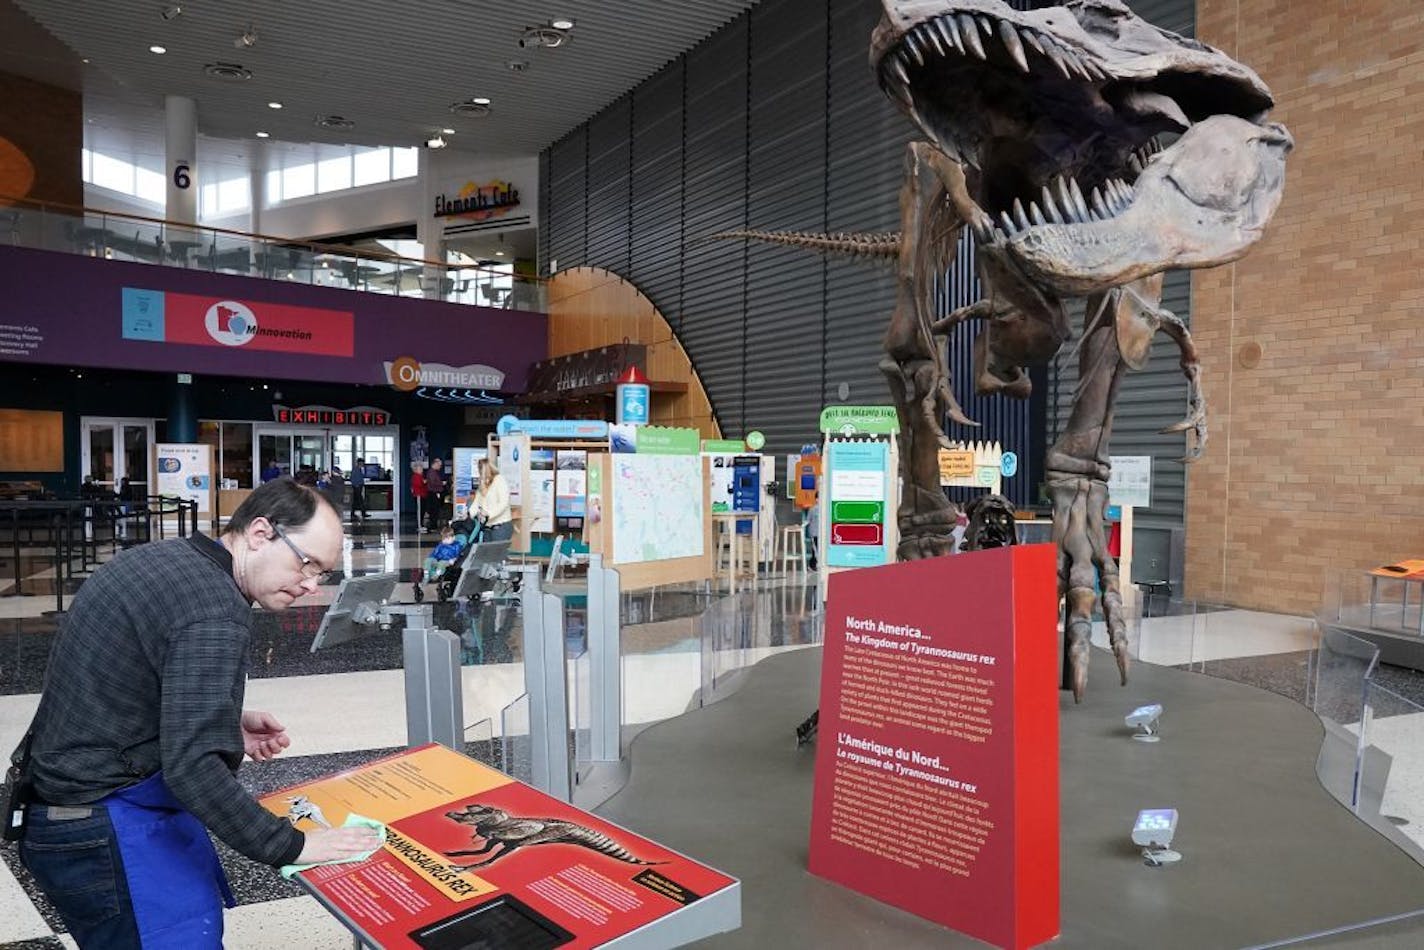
[611,455,704,564]
[555,451,587,519]
[826,440,889,568]
[808,546,1059,950]
[528,449,556,533]
[260,744,738,949]
[154,442,213,515]
[451,447,487,522]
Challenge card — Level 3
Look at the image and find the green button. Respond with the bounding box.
[831,500,882,523]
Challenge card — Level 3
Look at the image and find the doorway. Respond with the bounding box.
[81,417,156,497]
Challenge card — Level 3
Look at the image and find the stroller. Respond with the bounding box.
[413,515,485,603]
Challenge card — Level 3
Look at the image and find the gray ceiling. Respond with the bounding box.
[7,0,760,166]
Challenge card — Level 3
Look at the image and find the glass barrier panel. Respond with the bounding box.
[1189,603,1318,702]
[570,642,592,784]
[1360,681,1424,864]
[1311,625,1378,811]
[499,692,533,785]
[464,716,496,769]
[1128,597,1195,668]
[620,583,706,756]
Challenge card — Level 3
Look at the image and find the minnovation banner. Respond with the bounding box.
[0,245,545,390]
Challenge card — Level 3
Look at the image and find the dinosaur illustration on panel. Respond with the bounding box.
[442,803,666,872]
[718,0,1289,700]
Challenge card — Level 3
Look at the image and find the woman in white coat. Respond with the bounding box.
[473,457,513,542]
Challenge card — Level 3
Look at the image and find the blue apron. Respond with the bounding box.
[103,771,235,948]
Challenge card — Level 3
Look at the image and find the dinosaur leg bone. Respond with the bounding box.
[1153,311,1207,461]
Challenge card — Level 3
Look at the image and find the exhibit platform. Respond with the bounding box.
[595,645,1424,949]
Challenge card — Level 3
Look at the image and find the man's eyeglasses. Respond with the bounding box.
[272,523,332,582]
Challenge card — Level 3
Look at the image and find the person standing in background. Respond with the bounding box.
[260,460,282,483]
[472,458,513,542]
[410,465,429,533]
[424,457,447,530]
[349,457,368,521]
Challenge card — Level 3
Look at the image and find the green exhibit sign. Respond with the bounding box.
[701,439,747,454]
[746,430,766,450]
[831,500,883,523]
[636,426,702,455]
[819,405,899,435]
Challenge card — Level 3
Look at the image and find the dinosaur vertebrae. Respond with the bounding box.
[711,229,900,263]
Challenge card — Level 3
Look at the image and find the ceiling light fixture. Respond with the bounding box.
[472,96,491,105]
[267,100,282,109]
[149,45,167,54]
[519,25,569,49]
[425,135,447,149]
[160,5,183,21]
[550,17,575,30]
[234,27,258,50]
[255,131,270,138]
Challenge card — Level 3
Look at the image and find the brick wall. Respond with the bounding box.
[1187,0,1424,613]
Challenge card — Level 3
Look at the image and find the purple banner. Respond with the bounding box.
[0,246,545,391]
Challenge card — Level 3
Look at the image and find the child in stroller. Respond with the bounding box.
[413,517,484,603]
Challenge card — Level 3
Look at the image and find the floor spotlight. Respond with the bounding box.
[1125,703,1163,742]
[1132,808,1181,866]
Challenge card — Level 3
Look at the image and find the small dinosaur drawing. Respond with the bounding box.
[442,803,666,872]
[286,795,331,829]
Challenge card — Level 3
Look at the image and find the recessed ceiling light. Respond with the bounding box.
[473,97,491,106]
[551,17,575,30]
[267,101,283,109]
[81,58,90,64]
[495,251,505,256]
[149,45,167,54]
[255,131,269,138]
[441,127,455,135]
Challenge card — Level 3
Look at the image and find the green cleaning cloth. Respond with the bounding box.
[281,813,388,879]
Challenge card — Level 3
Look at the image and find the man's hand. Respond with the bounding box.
[241,710,291,761]
[295,826,384,865]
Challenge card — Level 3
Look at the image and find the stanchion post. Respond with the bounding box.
[9,507,22,597]
[587,554,622,764]
[399,605,465,751]
[520,565,572,801]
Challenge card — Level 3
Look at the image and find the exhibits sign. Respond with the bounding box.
[260,744,738,949]
[808,547,1059,950]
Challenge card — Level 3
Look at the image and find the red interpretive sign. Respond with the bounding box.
[261,744,738,949]
[807,544,1060,950]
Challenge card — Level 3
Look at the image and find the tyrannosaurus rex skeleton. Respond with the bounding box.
[721,0,1290,700]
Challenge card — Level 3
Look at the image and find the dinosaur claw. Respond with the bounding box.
[1159,419,1193,434]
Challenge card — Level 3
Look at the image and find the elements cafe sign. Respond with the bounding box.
[385,356,506,393]
[433,180,520,221]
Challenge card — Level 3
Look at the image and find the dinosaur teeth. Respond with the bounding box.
[1090,186,1107,218]
[999,211,1016,235]
[891,58,911,87]
[977,15,996,38]
[1028,200,1047,227]
[938,15,963,54]
[1012,198,1029,231]
[999,21,1030,73]
[904,33,925,67]
[1021,27,1046,58]
[958,13,986,59]
[1040,185,1064,224]
[1068,177,1090,222]
[921,22,946,58]
[1055,176,1077,223]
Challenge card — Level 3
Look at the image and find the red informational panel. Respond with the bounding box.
[808,545,1059,950]
[261,745,737,949]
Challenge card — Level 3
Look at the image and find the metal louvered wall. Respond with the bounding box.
[540,0,1193,521]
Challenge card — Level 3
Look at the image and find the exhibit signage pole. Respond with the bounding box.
[586,554,622,763]
[397,605,465,751]
[520,565,573,801]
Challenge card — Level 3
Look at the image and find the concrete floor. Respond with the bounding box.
[596,647,1424,949]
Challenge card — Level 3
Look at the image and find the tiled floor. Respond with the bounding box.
[1,524,1421,947]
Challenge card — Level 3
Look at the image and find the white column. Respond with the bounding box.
[249,139,268,235]
[164,95,198,226]
[417,148,445,298]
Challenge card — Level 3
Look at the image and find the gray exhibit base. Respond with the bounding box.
[596,646,1424,949]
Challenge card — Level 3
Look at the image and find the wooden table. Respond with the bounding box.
[712,511,760,594]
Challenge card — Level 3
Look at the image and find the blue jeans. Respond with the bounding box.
[20,804,142,948]
[483,520,513,542]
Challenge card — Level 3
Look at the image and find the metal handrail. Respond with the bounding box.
[0,497,200,613]
[0,192,544,285]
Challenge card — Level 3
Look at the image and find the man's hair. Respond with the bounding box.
[224,477,336,536]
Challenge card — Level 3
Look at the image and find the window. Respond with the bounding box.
[218,177,249,214]
[392,147,418,179]
[317,155,352,193]
[282,163,316,200]
[135,167,166,205]
[90,152,133,194]
[265,169,282,205]
[353,148,389,187]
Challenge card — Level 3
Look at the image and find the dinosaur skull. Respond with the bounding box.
[871,0,1291,294]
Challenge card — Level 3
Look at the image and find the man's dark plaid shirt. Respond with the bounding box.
[22,534,304,867]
